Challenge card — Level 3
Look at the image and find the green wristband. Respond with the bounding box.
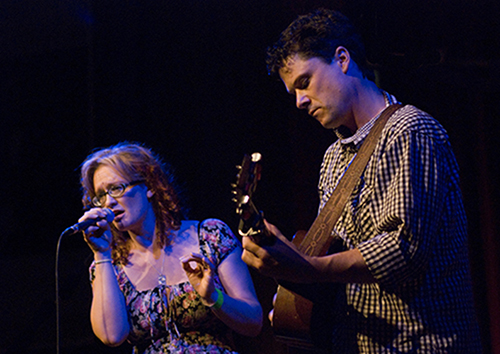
[209,288,224,310]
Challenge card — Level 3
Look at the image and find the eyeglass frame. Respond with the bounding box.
[92,180,145,207]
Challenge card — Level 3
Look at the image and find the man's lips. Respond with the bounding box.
[309,107,319,117]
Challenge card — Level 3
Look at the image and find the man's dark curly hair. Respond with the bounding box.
[266,8,374,81]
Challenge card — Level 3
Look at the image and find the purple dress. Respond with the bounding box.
[90,219,240,353]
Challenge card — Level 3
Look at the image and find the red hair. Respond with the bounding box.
[80,142,186,264]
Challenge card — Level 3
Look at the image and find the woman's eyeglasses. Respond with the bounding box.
[92,180,144,207]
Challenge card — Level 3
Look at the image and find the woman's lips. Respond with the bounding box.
[112,210,124,221]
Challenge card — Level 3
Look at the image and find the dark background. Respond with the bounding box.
[1,0,499,353]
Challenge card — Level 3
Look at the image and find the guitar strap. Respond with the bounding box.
[297,103,403,256]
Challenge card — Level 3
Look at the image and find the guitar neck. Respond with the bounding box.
[238,199,264,237]
[233,153,275,246]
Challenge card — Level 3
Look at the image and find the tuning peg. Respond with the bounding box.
[251,152,262,162]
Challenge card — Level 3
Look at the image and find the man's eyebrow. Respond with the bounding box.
[292,73,309,89]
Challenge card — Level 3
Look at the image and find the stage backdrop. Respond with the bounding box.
[1,1,499,353]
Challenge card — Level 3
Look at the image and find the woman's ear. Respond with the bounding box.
[147,189,154,198]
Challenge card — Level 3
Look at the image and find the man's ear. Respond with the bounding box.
[335,46,351,74]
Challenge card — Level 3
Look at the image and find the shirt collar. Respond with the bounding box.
[334,91,399,148]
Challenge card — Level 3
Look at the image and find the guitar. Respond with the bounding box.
[232,153,345,352]
[232,152,274,246]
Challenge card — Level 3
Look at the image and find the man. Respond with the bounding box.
[241,8,482,353]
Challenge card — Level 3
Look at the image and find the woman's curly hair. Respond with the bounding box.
[80,142,187,264]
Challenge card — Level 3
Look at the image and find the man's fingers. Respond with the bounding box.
[241,235,259,252]
[242,248,278,276]
[268,308,274,325]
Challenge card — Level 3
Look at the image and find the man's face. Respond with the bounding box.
[279,52,353,130]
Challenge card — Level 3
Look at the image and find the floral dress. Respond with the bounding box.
[90,219,240,353]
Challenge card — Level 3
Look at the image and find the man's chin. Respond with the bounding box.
[317,118,337,130]
[313,113,333,129]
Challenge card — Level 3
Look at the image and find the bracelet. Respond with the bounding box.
[94,259,112,265]
[208,288,224,310]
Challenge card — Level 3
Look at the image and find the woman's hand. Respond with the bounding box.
[80,208,114,254]
[180,252,218,306]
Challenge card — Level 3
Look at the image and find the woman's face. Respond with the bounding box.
[92,165,155,235]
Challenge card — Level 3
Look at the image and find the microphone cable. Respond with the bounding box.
[55,229,66,354]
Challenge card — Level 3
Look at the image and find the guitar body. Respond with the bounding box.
[274,286,341,352]
[273,286,314,347]
[272,231,339,352]
[272,231,313,346]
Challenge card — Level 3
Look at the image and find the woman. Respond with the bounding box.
[78,142,262,353]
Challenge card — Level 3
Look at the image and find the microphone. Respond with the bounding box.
[62,209,115,236]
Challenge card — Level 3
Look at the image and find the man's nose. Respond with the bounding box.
[296,92,310,109]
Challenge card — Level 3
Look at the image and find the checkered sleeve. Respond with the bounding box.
[357,106,456,288]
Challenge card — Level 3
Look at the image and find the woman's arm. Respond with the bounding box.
[181,248,263,337]
[80,207,131,346]
[213,247,263,336]
[89,252,131,346]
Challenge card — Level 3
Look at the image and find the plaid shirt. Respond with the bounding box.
[318,93,482,353]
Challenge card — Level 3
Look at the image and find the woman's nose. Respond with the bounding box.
[103,194,117,208]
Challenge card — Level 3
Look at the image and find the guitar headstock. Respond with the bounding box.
[232,152,262,215]
[232,153,274,245]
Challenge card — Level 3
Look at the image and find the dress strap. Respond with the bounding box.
[197,219,205,237]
